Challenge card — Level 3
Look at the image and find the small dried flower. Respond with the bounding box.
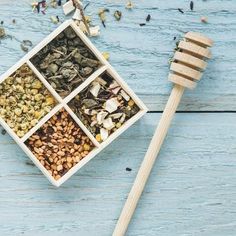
[126,1,134,9]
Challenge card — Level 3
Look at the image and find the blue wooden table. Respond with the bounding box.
[0,0,236,235]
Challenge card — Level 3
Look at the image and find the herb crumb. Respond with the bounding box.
[178,8,184,14]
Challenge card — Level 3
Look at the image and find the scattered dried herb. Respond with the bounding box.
[114,10,122,21]
[146,14,151,22]
[126,167,132,171]
[139,23,146,26]
[102,52,110,60]
[190,1,194,11]
[12,19,16,24]
[74,0,90,35]
[0,27,6,38]
[0,21,3,25]
[173,36,177,40]
[1,129,6,135]
[84,2,90,10]
[58,0,62,6]
[178,8,184,14]
[20,40,33,52]
[98,8,109,28]
[126,1,134,9]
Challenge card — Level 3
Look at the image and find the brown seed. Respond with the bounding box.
[57,164,63,171]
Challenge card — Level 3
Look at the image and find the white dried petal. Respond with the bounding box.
[112,87,121,94]
[103,118,115,130]
[97,111,108,124]
[95,77,107,86]
[63,0,75,15]
[120,90,130,101]
[84,109,97,115]
[90,83,101,97]
[105,98,119,113]
[72,9,82,21]
[110,113,123,119]
[90,120,97,127]
[100,128,108,141]
[119,113,126,123]
[78,21,87,33]
[89,26,100,37]
[109,81,119,89]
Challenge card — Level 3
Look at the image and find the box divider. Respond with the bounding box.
[63,65,108,104]
[21,103,64,143]
[27,60,63,103]
[63,103,100,147]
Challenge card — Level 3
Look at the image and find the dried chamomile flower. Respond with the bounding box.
[126,1,134,9]
[0,64,57,137]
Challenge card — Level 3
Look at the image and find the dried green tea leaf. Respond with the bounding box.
[146,14,151,22]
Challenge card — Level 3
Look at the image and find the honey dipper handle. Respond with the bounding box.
[113,84,185,236]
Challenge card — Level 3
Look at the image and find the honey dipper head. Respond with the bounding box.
[169,32,213,89]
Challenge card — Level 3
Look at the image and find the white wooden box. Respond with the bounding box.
[0,20,148,187]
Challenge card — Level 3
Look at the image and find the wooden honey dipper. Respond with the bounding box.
[113,32,213,236]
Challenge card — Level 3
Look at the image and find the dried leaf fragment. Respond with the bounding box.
[102,52,110,60]
[89,25,100,37]
[201,16,208,23]
[146,14,151,22]
[178,8,184,14]
[73,9,82,21]
[99,8,109,28]
[190,1,194,11]
[114,10,122,21]
[63,0,75,15]
[100,128,108,141]
[0,27,5,38]
[126,1,134,9]
[105,98,119,113]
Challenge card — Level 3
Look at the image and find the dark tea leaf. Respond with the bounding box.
[146,14,151,22]
[190,1,194,11]
[139,23,146,26]
[178,8,184,14]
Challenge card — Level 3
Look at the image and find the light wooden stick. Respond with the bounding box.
[113,32,213,236]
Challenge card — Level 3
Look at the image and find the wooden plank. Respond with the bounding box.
[0,0,235,111]
[0,113,236,235]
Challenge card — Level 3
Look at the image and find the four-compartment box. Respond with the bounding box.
[0,20,147,186]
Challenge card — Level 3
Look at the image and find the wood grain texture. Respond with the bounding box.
[0,0,236,235]
[0,0,235,111]
[1,113,236,236]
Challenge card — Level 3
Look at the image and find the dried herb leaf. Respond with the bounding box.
[146,14,151,22]
[139,23,146,26]
[114,10,122,21]
[178,8,184,14]
[190,1,194,11]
